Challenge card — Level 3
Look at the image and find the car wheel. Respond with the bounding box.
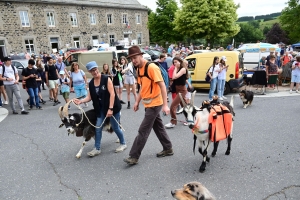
[223,83,231,95]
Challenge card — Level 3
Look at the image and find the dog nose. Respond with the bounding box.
[66,128,72,132]
[171,191,175,196]
[189,124,194,129]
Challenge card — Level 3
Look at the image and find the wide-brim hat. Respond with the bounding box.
[127,46,144,59]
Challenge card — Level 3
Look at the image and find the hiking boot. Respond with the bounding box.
[165,123,175,129]
[124,157,139,165]
[115,144,127,153]
[156,148,174,157]
[87,148,101,157]
[21,110,29,115]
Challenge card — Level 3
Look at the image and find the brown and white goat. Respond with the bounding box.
[179,92,234,173]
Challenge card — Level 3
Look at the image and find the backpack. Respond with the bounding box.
[137,62,169,93]
[205,65,215,83]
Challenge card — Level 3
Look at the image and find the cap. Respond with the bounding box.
[3,57,11,62]
[221,56,227,62]
[59,71,65,75]
[86,61,98,71]
[28,59,35,65]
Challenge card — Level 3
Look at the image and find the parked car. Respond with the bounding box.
[142,49,160,61]
[12,60,29,81]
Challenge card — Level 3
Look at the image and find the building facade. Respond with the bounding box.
[0,0,149,60]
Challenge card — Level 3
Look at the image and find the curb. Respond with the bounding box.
[0,108,9,123]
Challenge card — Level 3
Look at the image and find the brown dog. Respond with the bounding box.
[171,181,216,200]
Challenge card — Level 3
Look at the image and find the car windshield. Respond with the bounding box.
[64,54,78,66]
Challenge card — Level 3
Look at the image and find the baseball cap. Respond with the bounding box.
[59,71,65,75]
[221,56,227,62]
[86,61,98,71]
[3,57,11,62]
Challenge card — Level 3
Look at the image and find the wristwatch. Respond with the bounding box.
[108,108,113,111]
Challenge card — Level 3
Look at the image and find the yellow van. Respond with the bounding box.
[185,51,244,94]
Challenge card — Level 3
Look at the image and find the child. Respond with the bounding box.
[59,71,70,108]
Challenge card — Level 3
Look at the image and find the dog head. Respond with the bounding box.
[239,90,247,99]
[171,182,215,200]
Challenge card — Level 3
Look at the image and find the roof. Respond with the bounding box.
[8,0,147,10]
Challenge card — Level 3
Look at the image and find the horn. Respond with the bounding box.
[190,91,196,106]
[178,93,187,107]
[230,95,234,108]
[62,100,72,117]
[58,106,64,119]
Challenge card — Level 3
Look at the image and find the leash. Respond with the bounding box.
[70,100,125,131]
[170,118,188,124]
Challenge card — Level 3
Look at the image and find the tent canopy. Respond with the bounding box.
[292,43,300,48]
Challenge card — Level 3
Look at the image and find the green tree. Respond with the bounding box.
[263,26,271,36]
[266,23,289,44]
[248,20,260,29]
[280,0,300,43]
[147,0,182,44]
[234,23,264,43]
[173,0,240,45]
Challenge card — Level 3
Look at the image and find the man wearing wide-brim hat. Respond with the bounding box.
[123,46,173,165]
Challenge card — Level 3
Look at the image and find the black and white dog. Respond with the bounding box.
[239,90,254,109]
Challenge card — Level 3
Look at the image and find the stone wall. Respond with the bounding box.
[0,2,149,54]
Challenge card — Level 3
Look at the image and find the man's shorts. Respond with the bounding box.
[48,80,58,89]
[62,92,70,99]
[291,74,300,83]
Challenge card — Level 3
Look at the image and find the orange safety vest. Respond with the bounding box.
[208,104,233,142]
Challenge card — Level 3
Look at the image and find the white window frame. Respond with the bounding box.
[109,35,115,45]
[73,37,80,48]
[107,14,112,24]
[136,14,141,24]
[70,13,78,27]
[47,12,55,27]
[122,14,127,24]
[19,11,30,27]
[137,33,142,45]
[90,13,96,25]
[25,39,35,54]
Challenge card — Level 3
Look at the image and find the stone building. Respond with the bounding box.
[0,0,149,60]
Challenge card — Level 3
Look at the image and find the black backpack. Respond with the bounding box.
[205,65,215,83]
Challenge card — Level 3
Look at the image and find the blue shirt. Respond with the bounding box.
[71,70,85,86]
[158,61,168,72]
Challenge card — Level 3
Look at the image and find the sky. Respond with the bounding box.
[137,0,288,17]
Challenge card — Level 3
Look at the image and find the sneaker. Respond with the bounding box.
[124,157,139,165]
[29,105,33,110]
[290,90,292,94]
[83,102,88,107]
[209,99,213,102]
[4,101,8,105]
[53,101,60,106]
[156,148,174,157]
[219,97,224,101]
[87,148,101,157]
[13,111,18,114]
[176,107,183,114]
[21,110,29,115]
[222,96,227,100]
[183,122,189,126]
[37,106,43,110]
[49,98,54,102]
[165,123,175,129]
[296,90,299,93]
[115,144,127,153]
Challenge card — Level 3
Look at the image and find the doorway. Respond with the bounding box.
[50,37,59,52]
[0,40,6,62]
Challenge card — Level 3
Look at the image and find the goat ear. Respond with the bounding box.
[59,124,64,128]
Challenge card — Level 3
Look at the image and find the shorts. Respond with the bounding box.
[62,92,70,99]
[185,91,191,100]
[291,74,300,83]
[0,80,3,86]
[48,80,58,89]
[114,81,123,88]
[124,75,135,85]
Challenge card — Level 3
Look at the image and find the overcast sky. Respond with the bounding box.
[137,0,288,17]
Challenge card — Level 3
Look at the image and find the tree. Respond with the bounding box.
[234,23,264,43]
[248,20,260,29]
[147,0,183,44]
[173,0,240,45]
[266,23,289,44]
[263,26,271,35]
[280,0,300,43]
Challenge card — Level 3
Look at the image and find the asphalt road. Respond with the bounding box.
[0,88,299,200]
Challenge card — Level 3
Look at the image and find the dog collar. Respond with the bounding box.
[192,127,208,134]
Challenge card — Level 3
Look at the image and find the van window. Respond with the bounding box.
[238,54,244,69]
[64,54,78,66]
[186,58,196,70]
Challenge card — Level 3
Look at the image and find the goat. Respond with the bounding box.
[179,92,234,173]
[58,101,112,158]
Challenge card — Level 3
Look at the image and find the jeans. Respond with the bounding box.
[27,87,40,107]
[217,79,225,97]
[73,83,87,98]
[95,111,125,150]
[208,78,218,100]
[5,84,25,111]
[0,96,2,106]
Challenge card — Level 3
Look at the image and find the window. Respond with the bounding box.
[92,35,98,45]
[19,11,30,27]
[122,14,127,24]
[73,37,80,48]
[107,14,112,24]
[90,13,96,25]
[109,35,115,45]
[47,12,55,27]
[25,39,35,53]
[70,13,78,27]
[137,33,142,45]
[186,58,196,70]
[136,15,141,24]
